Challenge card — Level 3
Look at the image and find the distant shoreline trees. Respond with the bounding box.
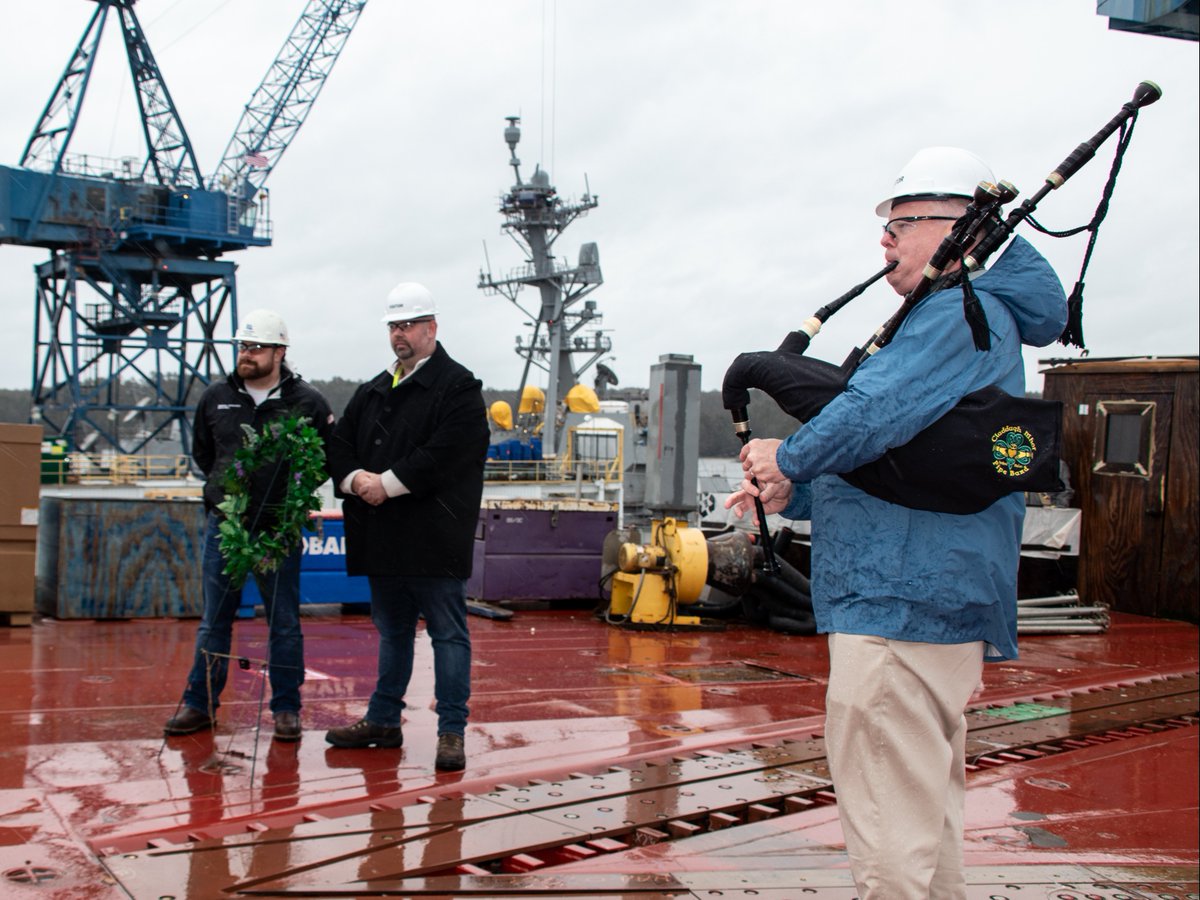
[0,382,1043,459]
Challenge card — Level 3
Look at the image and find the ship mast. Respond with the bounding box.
[478,116,608,458]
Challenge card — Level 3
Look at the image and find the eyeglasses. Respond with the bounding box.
[388,317,434,333]
[236,342,279,354]
[883,215,958,239]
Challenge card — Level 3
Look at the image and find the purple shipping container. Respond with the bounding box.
[468,499,618,604]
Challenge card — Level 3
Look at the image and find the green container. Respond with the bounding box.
[40,439,70,484]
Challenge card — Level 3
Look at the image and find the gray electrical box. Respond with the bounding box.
[644,353,701,520]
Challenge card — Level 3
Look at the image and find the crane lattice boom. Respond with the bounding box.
[208,0,368,200]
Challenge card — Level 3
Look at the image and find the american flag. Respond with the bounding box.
[244,151,269,167]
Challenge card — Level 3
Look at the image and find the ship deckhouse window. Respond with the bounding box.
[574,431,619,462]
[1094,400,1154,477]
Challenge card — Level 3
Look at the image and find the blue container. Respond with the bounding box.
[240,512,370,613]
[467,500,617,603]
[490,438,540,461]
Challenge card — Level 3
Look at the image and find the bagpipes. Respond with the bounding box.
[723,82,1162,547]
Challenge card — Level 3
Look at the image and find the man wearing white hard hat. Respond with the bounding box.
[325,283,488,772]
[730,149,1067,897]
[166,309,335,744]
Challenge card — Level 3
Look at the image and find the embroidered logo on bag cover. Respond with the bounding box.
[991,425,1036,477]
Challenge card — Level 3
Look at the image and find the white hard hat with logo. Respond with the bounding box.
[381,282,437,323]
[876,146,995,217]
[235,309,289,346]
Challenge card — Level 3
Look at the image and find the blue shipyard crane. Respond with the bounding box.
[0,0,367,454]
[478,116,608,457]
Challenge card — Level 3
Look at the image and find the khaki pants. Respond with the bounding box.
[825,632,984,900]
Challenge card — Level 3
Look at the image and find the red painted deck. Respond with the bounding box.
[0,609,1196,897]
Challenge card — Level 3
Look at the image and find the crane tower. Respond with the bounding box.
[0,0,367,454]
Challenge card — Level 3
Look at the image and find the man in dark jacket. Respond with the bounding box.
[164,309,335,742]
[324,282,488,771]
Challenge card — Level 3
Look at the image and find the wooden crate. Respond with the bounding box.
[0,423,42,622]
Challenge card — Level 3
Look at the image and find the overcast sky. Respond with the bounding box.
[0,1,1196,403]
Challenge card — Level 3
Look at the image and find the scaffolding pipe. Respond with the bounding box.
[1018,592,1081,607]
[1018,605,1109,618]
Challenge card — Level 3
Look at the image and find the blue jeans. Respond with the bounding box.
[181,512,305,715]
[365,575,471,736]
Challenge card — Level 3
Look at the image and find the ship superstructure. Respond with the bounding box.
[478,117,610,459]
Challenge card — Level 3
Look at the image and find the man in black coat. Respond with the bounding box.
[325,282,489,771]
[165,309,335,743]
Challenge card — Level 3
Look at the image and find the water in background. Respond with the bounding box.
[697,455,795,532]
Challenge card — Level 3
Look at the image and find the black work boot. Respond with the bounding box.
[164,707,214,736]
[273,711,301,742]
[324,719,403,749]
[435,733,465,771]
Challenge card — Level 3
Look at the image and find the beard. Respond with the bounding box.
[391,330,434,364]
[237,356,275,381]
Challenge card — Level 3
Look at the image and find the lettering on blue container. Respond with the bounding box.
[303,535,346,555]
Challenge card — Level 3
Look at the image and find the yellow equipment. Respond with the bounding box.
[488,400,513,430]
[564,383,600,413]
[608,518,709,627]
[518,385,545,414]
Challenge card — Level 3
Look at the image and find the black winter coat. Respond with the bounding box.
[329,344,488,579]
[192,364,336,523]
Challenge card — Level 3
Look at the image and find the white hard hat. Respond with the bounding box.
[234,309,289,346]
[381,282,437,323]
[876,146,995,217]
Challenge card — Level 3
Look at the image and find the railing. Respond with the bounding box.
[41,445,619,489]
[54,152,145,181]
[110,193,273,243]
[41,453,196,485]
[484,425,624,485]
[38,152,273,243]
[484,456,621,484]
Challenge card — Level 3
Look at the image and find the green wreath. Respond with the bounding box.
[216,414,327,585]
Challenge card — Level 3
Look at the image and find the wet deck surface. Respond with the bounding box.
[0,609,1196,898]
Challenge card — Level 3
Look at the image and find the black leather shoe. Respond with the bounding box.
[164,707,213,736]
[273,711,301,742]
[435,733,465,771]
[325,718,403,749]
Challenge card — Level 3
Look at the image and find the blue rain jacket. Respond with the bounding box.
[779,236,1066,660]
